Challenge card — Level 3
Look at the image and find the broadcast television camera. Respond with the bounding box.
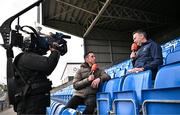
[11,25,70,56]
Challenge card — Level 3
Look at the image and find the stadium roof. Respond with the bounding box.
[42,0,180,40]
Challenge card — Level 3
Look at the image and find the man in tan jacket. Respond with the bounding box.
[65,51,110,114]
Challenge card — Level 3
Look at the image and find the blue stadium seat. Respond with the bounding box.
[165,50,180,65]
[174,37,180,51]
[46,101,57,115]
[50,102,62,115]
[113,91,138,115]
[114,69,126,77]
[107,70,115,78]
[142,63,180,114]
[116,59,133,70]
[175,45,180,51]
[46,107,51,115]
[142,87,180,115]
[161,44,174,65]
[76,105,86,113]
[98,81,107,92]
[154,63,180,88]
[112,70,152,115]
[96,77,124,115]
[61,108,77,115]
[54,104,65,115]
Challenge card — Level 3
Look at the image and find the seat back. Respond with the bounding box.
[114,69,126,77]
[107,70,115,78]
[116,59,133,70]
[175,38,180,51]
[161,45,174,65]
[54,104,65,115]
[113,91,138,115]
[154,63,180,88]
[104,77,124,97]
[98,81,107,92]
[46,101,56,115]
[50,102,62,115]
[144,102,180,115]
[175,44,180,51]
[122,70,152,103]
[165,50,180,65]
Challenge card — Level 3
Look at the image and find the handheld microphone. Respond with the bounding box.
[131,43,138,52]
[90,63,98,75]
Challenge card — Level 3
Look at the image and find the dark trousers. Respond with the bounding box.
[65,95,96,114]
[15,94,50,115]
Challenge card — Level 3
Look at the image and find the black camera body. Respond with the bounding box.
[48,32,70,56]
[10,26,70,56]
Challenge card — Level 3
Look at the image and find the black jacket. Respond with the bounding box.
[14,50,60,95]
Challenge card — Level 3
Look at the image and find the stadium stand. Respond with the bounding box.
[47,37,180,115]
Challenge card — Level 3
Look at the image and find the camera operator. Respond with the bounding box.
[13,36,61,114]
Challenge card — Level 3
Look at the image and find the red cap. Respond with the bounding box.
[91,64,98,71]
[131,43,138,51]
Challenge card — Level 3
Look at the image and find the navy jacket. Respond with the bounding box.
[133,39,163,71]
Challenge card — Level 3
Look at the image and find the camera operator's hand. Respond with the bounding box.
[49,42,59,52]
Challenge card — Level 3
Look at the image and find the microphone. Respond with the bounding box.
[131,43,138,52]
[90,63,98,75]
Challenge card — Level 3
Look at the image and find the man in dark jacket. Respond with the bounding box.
[65,51,110,114]
[13,39,61,114]
[128,29,163,80]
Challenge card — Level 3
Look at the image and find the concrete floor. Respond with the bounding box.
[0,107,16,115]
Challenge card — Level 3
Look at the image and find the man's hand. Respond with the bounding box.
[88,75,95,81]
[91,78,101,89]
[130,51,136,59]
[127,67,144,73]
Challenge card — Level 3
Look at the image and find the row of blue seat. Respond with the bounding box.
[49,37,180,114]
[161,36,180,52]
[105,59,133,78]
[161,37,180,64]
[46,101,65,115]
[50,61,180,114]
[97,50,180,115]
[46,100,86,115]
[51,85,74,104]
[97,70,152,115]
